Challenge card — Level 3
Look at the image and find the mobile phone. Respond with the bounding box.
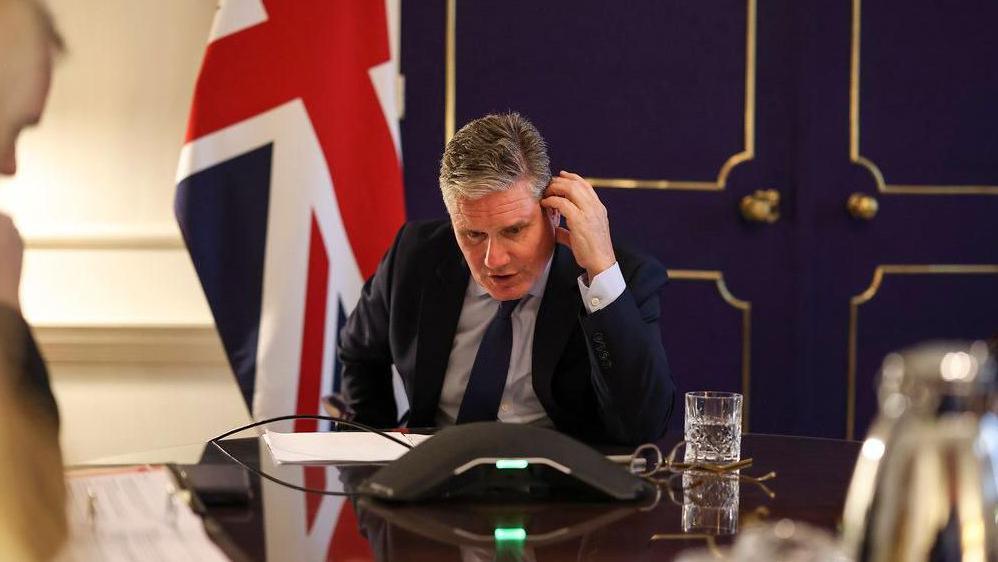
[176,464,253,507]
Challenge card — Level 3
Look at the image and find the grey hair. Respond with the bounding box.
[439,112,552,212]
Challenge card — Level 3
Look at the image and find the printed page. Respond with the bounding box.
[56,466,230,562]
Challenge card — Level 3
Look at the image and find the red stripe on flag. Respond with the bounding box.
[295,214,330,530]
[327,501,374,562]
[302,467,327,534]
[294,213,329,430]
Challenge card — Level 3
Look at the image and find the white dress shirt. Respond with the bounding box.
[435,252,627,427]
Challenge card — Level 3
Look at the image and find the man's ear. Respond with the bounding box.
[546,207,560,228]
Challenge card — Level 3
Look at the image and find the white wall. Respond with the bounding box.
[0,1,252,464]
[41,325,249,465]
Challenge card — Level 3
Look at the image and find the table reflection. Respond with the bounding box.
[194,434,860,561]
[681,471,740,535]
[354,495,643,562]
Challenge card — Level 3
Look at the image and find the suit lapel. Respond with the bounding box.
[410,245,469,426]
[532,244,584,415]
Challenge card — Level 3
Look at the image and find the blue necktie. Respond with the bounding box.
[456,299,521,423]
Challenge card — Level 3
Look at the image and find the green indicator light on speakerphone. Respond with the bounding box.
[494,528,527,541]
[495,459,529,469]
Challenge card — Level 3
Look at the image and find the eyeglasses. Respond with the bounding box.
[627,440,777,497]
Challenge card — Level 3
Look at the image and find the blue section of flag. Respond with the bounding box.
[175,145,273,407]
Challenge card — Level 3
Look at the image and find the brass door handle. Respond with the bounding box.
[739,189,780,223]
[847,193,878,220]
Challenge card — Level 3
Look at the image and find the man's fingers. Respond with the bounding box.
[558,170,595,196]
[546,176,575,192]
[540,194,582,222]
[546,177,592,207]
[554,171,600,205]
[559,170,587,184]
[554,226,573,248]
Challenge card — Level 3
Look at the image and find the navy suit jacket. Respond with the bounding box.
[338,220,674,445]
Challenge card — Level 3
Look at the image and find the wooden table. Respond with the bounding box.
[195,433,860,561]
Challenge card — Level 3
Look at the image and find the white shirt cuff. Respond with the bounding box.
[576,262,625,313]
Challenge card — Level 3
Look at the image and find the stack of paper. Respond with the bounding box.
[57,465,230,562]
[263,430,433,465]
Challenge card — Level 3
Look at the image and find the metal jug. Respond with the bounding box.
[842,341,998,561]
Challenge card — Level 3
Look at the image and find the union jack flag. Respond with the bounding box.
[175,1,405,558]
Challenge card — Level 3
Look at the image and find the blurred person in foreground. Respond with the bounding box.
[340,113,675,445]
[0,0,66,559]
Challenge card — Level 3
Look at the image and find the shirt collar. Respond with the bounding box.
[469,251,554,300]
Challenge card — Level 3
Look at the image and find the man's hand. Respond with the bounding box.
[540,171,616,283]
[0,213,23,310]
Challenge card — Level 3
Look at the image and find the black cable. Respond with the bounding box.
[210,415,414,449]
[208,414,415,497]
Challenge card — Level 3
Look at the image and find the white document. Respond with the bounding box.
[263,430,432,464]
[56,465,231,562]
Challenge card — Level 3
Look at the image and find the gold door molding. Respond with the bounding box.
[668,269,752,429]
[846,264,998,439]
[445,0,757,192]
[850,0,998,195]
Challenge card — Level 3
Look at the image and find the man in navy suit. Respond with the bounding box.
[339,113,674,445]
